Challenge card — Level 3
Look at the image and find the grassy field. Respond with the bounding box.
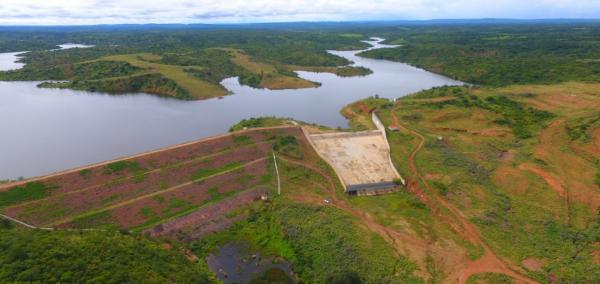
[340,97,393,131]
[344,82,600,282]
[96,54,227,99]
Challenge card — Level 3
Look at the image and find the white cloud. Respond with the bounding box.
[0,0,598,25]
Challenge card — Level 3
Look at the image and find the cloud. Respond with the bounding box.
[0,0,598,25]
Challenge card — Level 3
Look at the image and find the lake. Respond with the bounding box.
[0,39,462,179]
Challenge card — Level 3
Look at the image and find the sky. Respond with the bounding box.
[0,0,599,25]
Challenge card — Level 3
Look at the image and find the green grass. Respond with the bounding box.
[334,66,373,77]
[68,210,115,229]
[192,202,422,283]
[348,191,431,234]
[103,161,141,175]
[191,161,243,181]
[467,273,514,284]
[132,172,148,183]
[273,135,303,159]
[422,86,555,139]
[99,53,226,99]
[140,207,157,218]
[249,268,294,284]
[229,117,292,132]
[207,188,221,200]
[167,198,191,212]
[0,226,211,283]
[566,113,600,141]
[78,169,92,177]
[0,182,56,209]
[339,33,363,38]
[232,135,252,145]
[153,195,165,204]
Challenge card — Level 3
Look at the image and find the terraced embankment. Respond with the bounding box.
[0,126,304,233]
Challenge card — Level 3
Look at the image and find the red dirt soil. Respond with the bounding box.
[0,126,302,193]
[6,143,273,226]
[389,107,537,283]
[60,159,268,229]
[354,101,374,113]
[518,164,567,200]
[147,189,268,240]
[522,258,543,272]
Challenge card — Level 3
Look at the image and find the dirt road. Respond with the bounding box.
[389,108,537,283]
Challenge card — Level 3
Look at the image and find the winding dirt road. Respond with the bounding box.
[389,107,537,283]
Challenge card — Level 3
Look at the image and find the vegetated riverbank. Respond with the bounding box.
[0,37,460,180]
[358,24,600,86]
[0,30,380,100]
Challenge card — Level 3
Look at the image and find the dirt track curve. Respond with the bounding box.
[389,107,537,283]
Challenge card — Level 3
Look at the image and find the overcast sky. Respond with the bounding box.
[0,0,599,25]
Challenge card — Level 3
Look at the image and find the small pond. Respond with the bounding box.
[206,242,297,284]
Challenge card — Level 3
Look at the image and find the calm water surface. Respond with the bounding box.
[0,39,462,179]
[206,242,297,284]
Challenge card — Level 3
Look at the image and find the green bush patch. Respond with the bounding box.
[0,182,56,209]
[273,136,302,159]
[103,161,141,175]
[191,162,243,181]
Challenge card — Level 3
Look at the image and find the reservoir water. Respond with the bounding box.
[0,39,462,179]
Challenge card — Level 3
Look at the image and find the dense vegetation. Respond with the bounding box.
[0,182,56,209]
[359,24,600,86]
[335,66,373,77]
[193,202,421,283]
[40,73,192,100]
[0,223,210,283]
[0,28,372,98]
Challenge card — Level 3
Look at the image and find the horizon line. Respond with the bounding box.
[1,18,600,27]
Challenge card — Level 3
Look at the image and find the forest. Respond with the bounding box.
[0,220,212,283]
[359,23,600,85]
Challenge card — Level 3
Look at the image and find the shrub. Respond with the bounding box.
[273,136,302,159]
[432,181,449,196]
[0,182,56,208]
[103,161,141,175]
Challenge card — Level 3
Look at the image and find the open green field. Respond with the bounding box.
[345,82,600,282]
